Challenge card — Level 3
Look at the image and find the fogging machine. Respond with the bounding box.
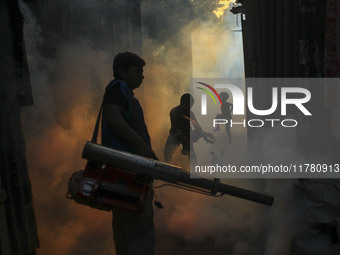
[66,141,274,213]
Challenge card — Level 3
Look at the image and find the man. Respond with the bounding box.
[101,52,157,255]
[163,93,214,165]
[213,92,233,143]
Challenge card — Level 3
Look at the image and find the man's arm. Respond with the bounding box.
[191,112,215,144]
[228,102,233,113]
[191,111,202,130]
[103,103,158,160]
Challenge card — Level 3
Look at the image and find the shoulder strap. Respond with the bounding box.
[91,80,122,143]
[91,104,102,143]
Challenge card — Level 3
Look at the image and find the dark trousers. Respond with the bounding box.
[163,133,196,165]
[112,204,155,255]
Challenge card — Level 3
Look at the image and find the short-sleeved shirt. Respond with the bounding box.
[103,83,128,108]
[101,80,151,154]
[169,105,192,139]
[221,102,232,119]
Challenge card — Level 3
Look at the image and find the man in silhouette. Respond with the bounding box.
[164,93,214,165]
[102,52,157,255]
[213,92,233,143]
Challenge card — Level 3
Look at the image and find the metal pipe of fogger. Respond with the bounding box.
[82,141,274,206]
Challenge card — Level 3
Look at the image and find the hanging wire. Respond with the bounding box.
[153,182,225,197]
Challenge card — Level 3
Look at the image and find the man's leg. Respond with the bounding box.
[112,206,155,255]
[213,114,223,132]
[163,133,179,162]
[189,142,197,166]
[226,120,232,143]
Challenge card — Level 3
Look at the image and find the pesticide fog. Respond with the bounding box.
[19,1,305,254]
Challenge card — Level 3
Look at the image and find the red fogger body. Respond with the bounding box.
[67,161,153,213]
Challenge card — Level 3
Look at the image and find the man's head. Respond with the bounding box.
[180,93,194,109]
[113,52,145,90]
[219,92,229,101]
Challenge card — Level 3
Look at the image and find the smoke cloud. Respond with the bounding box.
[18,1,309,255]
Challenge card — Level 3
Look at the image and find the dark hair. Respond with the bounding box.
[113,52,145,78]
[219,92,229,101]
[180,93,194,105]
